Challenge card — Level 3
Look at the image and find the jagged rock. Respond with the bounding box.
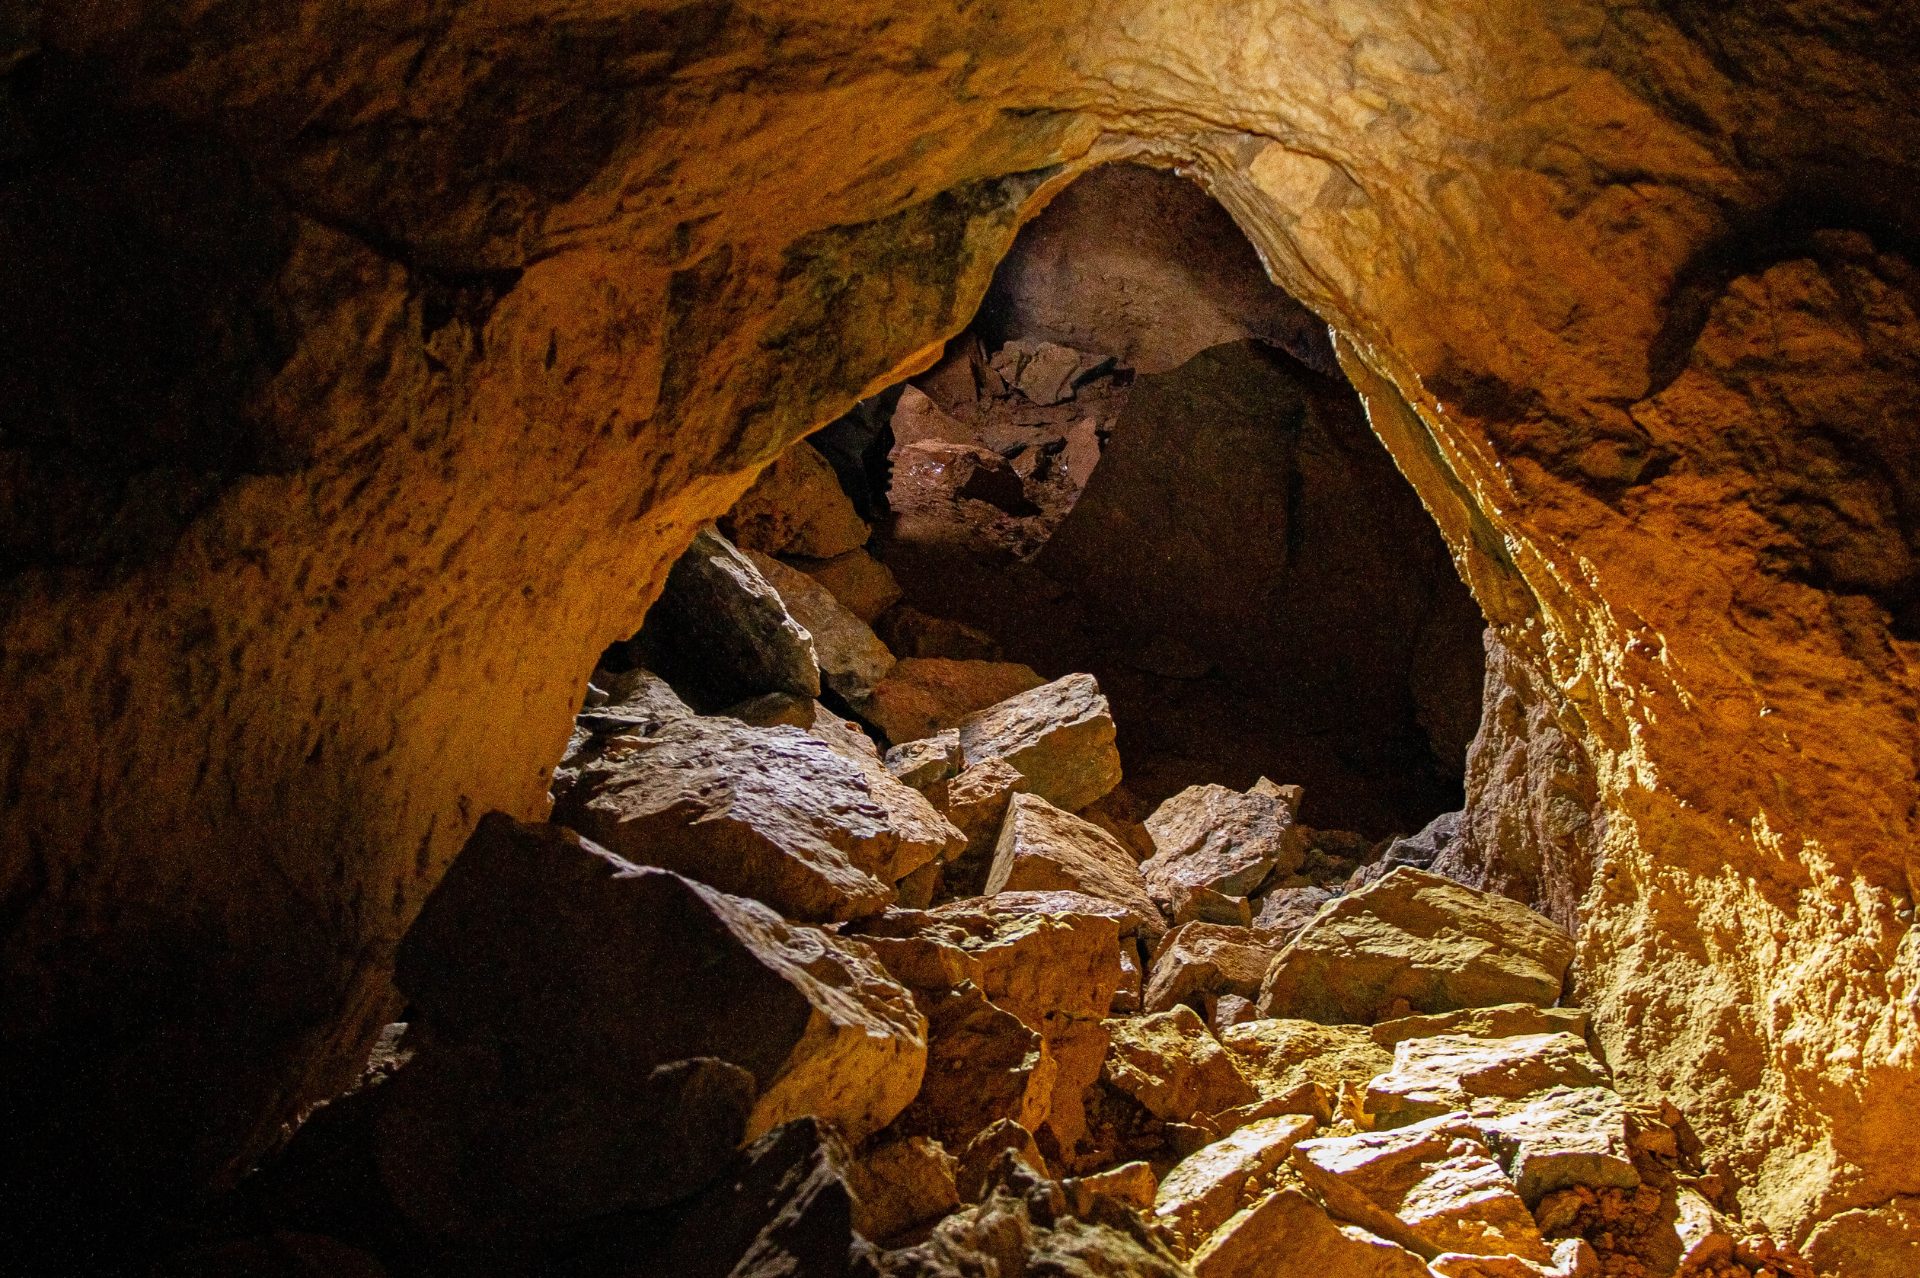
[1210,995,1256,1034]
[954,1121,1050,1202]
[988,793,1162,938]
[1348,810,1464,890]
[748,549,897,701]
[723,439,872,560]
[877,1156,1190,1277]
[1291,1118,1552,1262]
[797,547,903,622]
[1249,886,1332,946]
[556,717,923,919]
[858,657,1046,746]
[1103,1005,1259,1126]
[637,527,821,709]
[1062,416,1102,488]
[1077,785,1158,861]
[1804,1195,1920,1278]
[848,1135,961,1242]
[1258,868,1574,1023]
[1154,1114,1318,1248]
[939,758,1028,894]
[1190,1187,1429,1278]
[894,984,1053,1149]
[584,666,695,721]
[895,859,942,909]
[1142,779,1305,907]
[1064,1161,1158,1214]
[1366,1033,1611,1127]
[1370,1003,1590,1048]
[875,604,1004,661]
[1168,883,1252,928]
[397,818,927,1149]
[886,730,963,796]
[1473,1086,1639,1204]
[1007,339,1087,405]
[724,691,882,762]
[957,673,1122,813]
[655,1117,866,1278]
[1115,942,1144,1014]
[1144,923,1277,1017]
[891,385,972,449]
[900,440,1039,516]
[1219,1019,1393,1121]
[1427,1244,1598,1278]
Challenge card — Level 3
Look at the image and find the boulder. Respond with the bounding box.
[954,1121,1050,1202]
[397,818,927,1148]
[1144,923,1277,1017]
[1249,886,1333,946]
[723,691,880,761]
[1142,779,1305,906]
[1115,943,1144,1014]
[894,983,1054,1149]
[1348,810,1464,890]
[1291,1118,1552,1262]
[1064,1161,1159,1215]
[1103,1005,1259,1125]
[636,527,821,709]
[858,657,1046,746]
[747,549,897,701]
[987,793,1162,938]
[1219,1019,1393,1119]
[886,731,963,794]
[1154,1114,1318,1248]
[875,604,1004,661]
[1167,883,1252,928]
[796,547,903,622]
[1473,1086,1640,1204]
[847,1135,960,1242]
[957,673,1122,812]
[891,384,971,448]
[559,716,953,919]
[1366,1033,1611,1128]
[1190,1188,1430,1278]
[722,439,872,560]
[1369,1003,1590,1048]
[939,758,1028,894]
[655,1117,865,1278]
[1006,339,1089,405]
[1257,868,1574,1023]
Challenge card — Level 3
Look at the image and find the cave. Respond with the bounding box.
[4,6,1920,1276]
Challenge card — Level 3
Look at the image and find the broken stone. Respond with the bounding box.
[1169,883,1253,928]
[1291,1118,1553,1262]
[747,548,897,701]
[1474,1086,1640,1205]
[1077,785,1158,861]
[1249,885,1333,946]
[1142,779,1306,907]
[893,983,1053,1150]
[1144,923,1277,1017]
[874,604,1004,661]
[797,546,903,622]
[939,758,1029,895]
[848,1135,960,1243]
[885,731,963,795]
[395,816,927,1148]
[635,527,821,709]
[1062,416,1102,488]
[1366,1032,1611,1128]
[1258,867,1574,1023]
[1190,1188,1430,1278]
[987,793,1162,938]
[1103,1005,1259,1125]
[724,690,880,762]
[957,673,1123,813]
[655,1117,864,1278]
[1211,995,1256,1033]
[1369,1003,1590,1048]
[892,384,972,448]
[1348,810,1465,891]
[857,657,1046,746]
[895,858,942,909]
[1063,1161,1158,1218]
[1005,339,1088,406]
[722,439,872,560]
[1154,1113,1318,1248]
[1219,1019,1393,1119]
[1114,942,1144,1014]
[954,1119,1049,1202]
[558,716,950,919]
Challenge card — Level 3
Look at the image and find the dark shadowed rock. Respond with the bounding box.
[857,658,1046,746]
[724,439,873,560]
[748,549,898,703]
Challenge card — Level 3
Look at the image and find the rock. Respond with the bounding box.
[1804,1195,1920,1278]
[1190,1188,1430,1278]
[1168,883,1252,928]
[1062,416,1102,488]
[560,716,951,919]
[1144,923,1277,1017]
[886,731,963,794]
[797,547,903,622]
[655,1117,864,1278]
[1348,810,1464,890]
[1154,1114,1318,1247]
[857,657,1046,746]
[1473,1087,1639,1205]
[939,758,1029,894]
[1009,340,1087,405]
[891,384,971,449]
[1369,1003,1590,1048]
[747,548,897,701]
[874,604,1004,661]
[988,793,1163,938]
[723,439,872,560]
[1249,886,1333,946]
[1366,1033,1611,1128]
[1077,785,1158,861]
[895,858,942,909]
[1291,1118,1552,1262]
[1142,780,1305,906]
[584,666,694,722]
[1115,942,1144,1014]
[1257,868,1574,1024]
[397,817,928,1148]
[1103,1005,1259,1125]
[1219,1019,1393,1120]
[634,527,821,709]
[1210,995,1256,1034]
[893,983,1053,1150]
[954,1119,1050,1201]
[957,673,1122,813]
[901,439,1039,515]
[848,1136,961,1242]
[1064,1160,1158,1215]
[724,691,882,762]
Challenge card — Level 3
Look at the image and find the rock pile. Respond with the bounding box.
[209,523,1811,1278]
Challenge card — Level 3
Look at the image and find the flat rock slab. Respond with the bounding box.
[957,672,1122,813]
[1367,1032,1611,1128]
[1473,1085,1640,1204]
[639,527,820,709]
[397,816,927,1148]
[1249,885,1334,946]
[1258,867,1574,1024]
[1292,1118,1552,1262]
[988,792,1162,938]
[1370,1003,1590,1048]
[1220,1018,1394,1119]
[1143,778,1305,905]
[1191,1187,1430,1278]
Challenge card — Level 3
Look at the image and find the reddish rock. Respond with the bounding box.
[1142,779,1306,906]
[747,548,896,702]
[1144,923,1278,1017]
[723,439,872,560]
[987,793,1162,938]
[1102,1005,1259,1126]
[958,673,1123,813]
[796,546,903,622]
[857,657,1046,746]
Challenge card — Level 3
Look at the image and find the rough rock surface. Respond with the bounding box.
[746,548,897,702]
[6,0,1920,1256]
[1144,923,1278,1018]
[1474,1086,1640,1205]
[1102,1005,1259,1126]
[987,793,1162,938]
[1370,1004,1590,1049]
[722,439,872,561]
[797,547,903,623]
[1258,868,1575,1024]
[957,673,1123,813]
[858,657,1046,746]
[1366,1032,1612,1128]
[635,527,821,709]
[1141,780,1305,907]
[1219,1019,1393,1122]
[1190,1187,1429,1278]
[1153,1113,1317,1248]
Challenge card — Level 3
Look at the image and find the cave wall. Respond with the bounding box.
[4,0,1920,1256]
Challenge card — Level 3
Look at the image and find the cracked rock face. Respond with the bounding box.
[2,0,1918,1252]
